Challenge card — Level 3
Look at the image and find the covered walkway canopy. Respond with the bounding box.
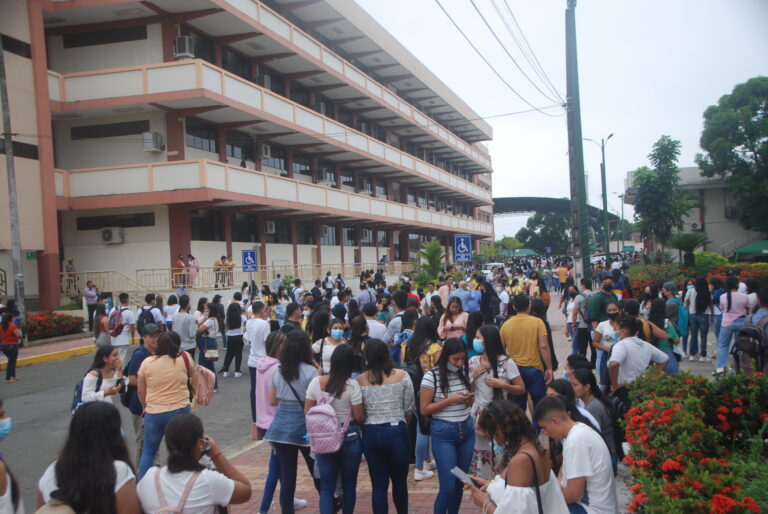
[734,240,768,262]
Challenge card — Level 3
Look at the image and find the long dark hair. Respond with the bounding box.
[155,333,180,359]
[348,314,368,356]
[0,312,12,331]
[465,311,484,344]
[572,368,614,418]
[326,343,354,398]
[694,276,711,314]
[435,337,470,396]
[363,339,393,385]
[648,298,667,337]
[726,276,739,312]
[478,325,507,381]
[165,413,205,473]
[405,316,439,363]
[346,299,361,321]
[476,400,542,469]
[196,297,208,314]
[446,296,463,321]
[226,302,243,330]
[310,309,330,343]
[0,399,19,510]
[89,344,116,371]
[279,330,314,382]
[52,402,133,513]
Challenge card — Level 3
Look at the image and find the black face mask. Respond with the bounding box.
[607,312,619,320]
[603,283,613,292]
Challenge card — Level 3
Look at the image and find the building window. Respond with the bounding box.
[359,228,374,246]
[222,48,250,79]
[417,192,427,208]
[428,194,436,210]
[226,130,253,161]
[76,212,155,230]
[258,67,285,95]
[406,191,416,205]
[297,222,315,244]
[261,145,286,174]
[63,25,147,48]
[320,224,337,246]
[337,106,353,128]
[0,139,38,160]
[185,118,218,153]
[340,172,355,189]
[375,182,386,198]
[190,209,223,241]
[265,219,290,244]
[376,230,388,247]
[292,153,313,179]
[231,213,259,242]
[70,120,149,140]
[290,82,310,107]
[343,227,356,246]
[359,175,372,194]
[180,25,214,64]
[317,160,336,186]
[314,97,334,119]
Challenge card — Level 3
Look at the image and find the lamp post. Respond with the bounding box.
[585,134,613,257]
[613,192,625,252]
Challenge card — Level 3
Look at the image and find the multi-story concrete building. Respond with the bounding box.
[1,0,495,309]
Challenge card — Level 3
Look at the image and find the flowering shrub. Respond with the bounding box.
[23,312,84,341]
[624,372,767,512]
[627,262,768,299]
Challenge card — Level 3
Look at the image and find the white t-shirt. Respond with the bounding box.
[306,376,363,422]
[137,306,164,325]
[137,467,234,514]
[110,307,135,347]
[366,319,387,340]
[566,299,576,321]
[594,320,619,360]
[164,305,180,323]
[562,423,618,514]
[81,371,119,404]
[201,318,218,339]
[312,338,344,374]
[39,460,134,503]
[246,318,271,368]
[608,336,668,385]
[498,290,510,314]
[224,315,247,337]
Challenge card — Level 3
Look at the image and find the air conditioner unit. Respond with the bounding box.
[360,228,372,240]
[174,36,194,59]
[320,225,329,238]
[724,206,736,219]
[690,222,702,231]
[264,220,276,234]
[101,227,124,244]
[142,131,165,152]
[258,142,272,159]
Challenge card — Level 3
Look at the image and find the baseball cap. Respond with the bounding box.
[142,323,161,336]
[662,281,678,292]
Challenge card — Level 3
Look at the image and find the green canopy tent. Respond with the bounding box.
[498,248,538,258]
[733,240,768,263]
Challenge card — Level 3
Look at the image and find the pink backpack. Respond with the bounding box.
[306,394,351,454]
[180,352,216,407]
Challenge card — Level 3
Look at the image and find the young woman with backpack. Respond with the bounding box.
[94,303,110,348]
[468,325,524,479]
[715,276,751,375]
[81,344,124,404]
[136,413,251,513]
[304,344,365,514]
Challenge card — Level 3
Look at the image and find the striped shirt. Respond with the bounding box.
[422,369,472,422]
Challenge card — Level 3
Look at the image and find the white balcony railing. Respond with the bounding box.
[54,159,494,236]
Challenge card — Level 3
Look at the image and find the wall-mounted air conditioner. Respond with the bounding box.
[174,36,194,59]
[101,227,124,244]
[264,221,276,234]
[143,131,165,152]
[258,143,272,159]
[690,222,702,231]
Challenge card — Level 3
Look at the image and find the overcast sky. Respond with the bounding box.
[355,0,768,240]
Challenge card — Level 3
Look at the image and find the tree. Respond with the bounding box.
[696,76,768,234]
[632,135,691,244]
[515,212,571,255]
[416,239,446,280]
[494,236,522,256]
[668,232,711,267]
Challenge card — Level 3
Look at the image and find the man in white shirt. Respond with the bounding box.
[272,274,282,292]
[245,301,271,423]
[497,284,510,319]
[362,302,386,340]
[608,331,668,391]
[535,396,618,514]
[110,292,136,364]
[420,283,439,315]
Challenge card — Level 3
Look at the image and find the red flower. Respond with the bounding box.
[731,407,743,415]
[629,484,642,493]
[661,459,683,472]
[691,480,704,491]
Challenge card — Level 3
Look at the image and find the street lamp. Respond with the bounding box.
[613,192,626,253]
[585,134,613,257]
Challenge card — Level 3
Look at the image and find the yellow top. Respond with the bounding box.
[138,353,191,413]
[499,313,547,370]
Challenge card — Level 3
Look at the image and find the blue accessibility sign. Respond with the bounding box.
[242,249,258,272]
[454,234,472,262]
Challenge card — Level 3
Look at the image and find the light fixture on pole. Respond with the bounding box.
[585,134,613,257]
[613,192,626,252]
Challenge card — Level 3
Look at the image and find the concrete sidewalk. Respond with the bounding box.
[0,336,98,371]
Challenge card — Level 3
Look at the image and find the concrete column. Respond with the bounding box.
[290,220,298,272]
[286,150,294,179]
[168,205,192,267]
[334,164,342,189]
[310,157,318,183]
[314,222,322,266]
[222,212,233,257]
[399,231,410,261]
[217,127,227,163]
[338,224,345,265]
[161,20,176,62]
[166,113,185,161]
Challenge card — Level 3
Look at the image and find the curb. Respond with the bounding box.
[0,344,96,371]
[25,332,91,347]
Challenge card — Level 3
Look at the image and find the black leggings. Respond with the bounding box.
[577,327,597,366]
[272,443,321,514]
[221,334,243,373]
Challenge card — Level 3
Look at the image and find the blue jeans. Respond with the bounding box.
[1,345,18,380]
[717,317,745,369]
[568,503,589,514]
[662,349,679,375]
[258,448,280,513]
[510,366,547,412]
[431,416,475,514]
[415,417,431,469]
[597,352,609,385]
[362,422,410,514]
[714,314,723,344]
[138,405,191,479]
[316,427,362,514]
[197,335,218,388]
[689,313,710,356]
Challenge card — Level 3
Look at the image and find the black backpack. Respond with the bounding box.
[136,307,155,336]
[731,314,768,375]
[70,369,103,414]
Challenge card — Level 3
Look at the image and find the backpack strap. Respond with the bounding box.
[520,452,544,514]
[154,467,201,513]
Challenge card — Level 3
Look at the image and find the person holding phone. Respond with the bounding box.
[137,413,251,512]
[81,344,124,404]
[420,337,476,514]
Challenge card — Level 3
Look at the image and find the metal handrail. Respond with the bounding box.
[720,231,762,258]
[60,270,156,298]
[0,267,6,301]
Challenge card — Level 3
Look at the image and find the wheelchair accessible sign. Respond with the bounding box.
[242,249,258,272]
[454,234,472,262]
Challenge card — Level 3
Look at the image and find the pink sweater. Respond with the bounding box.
[255,356,280,430]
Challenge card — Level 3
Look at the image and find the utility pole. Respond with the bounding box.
[619,194,625,251]
[599,135,612,258]
[0,38,26,321]
[565,0,591,281]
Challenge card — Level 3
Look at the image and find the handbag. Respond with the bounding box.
[203,336,219,362]
[418,370,437,436]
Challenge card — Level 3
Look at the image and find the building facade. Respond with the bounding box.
[1,0,495,309]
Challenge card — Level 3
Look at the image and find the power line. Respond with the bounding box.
[495,0,564,103]
[433,0,563,118]
[467,0,560,105]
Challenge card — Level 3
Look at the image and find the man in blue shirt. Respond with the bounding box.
[450,281,481,313]
[127,323,160,467]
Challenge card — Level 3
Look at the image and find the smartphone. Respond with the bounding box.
[451,466,482,487]
[202,437,211,454]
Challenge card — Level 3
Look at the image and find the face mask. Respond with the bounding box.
[562,368,570,381]
[473,339,485,354]
[603,284,613,292]
[331,329,344,340]
[687,284,694,290]
[446,363,460,373]
[0,418,11,441]
[607,312,619,320]
[492,439,505,458]
[302,310,310,317]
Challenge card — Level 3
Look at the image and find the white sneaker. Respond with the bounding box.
[414,469,434,481]
[699,356,710,362]
[221,372,229,378]
[293,498,308,510]
[424,460,436,471]
[234,372,242,378]
[688,356,696,362]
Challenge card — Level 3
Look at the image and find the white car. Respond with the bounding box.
[482,263,505,280]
